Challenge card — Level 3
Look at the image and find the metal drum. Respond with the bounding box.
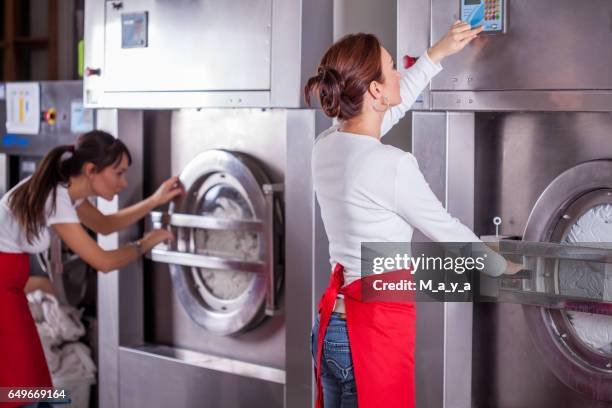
[150,149,283,335]
[523,160,612,401]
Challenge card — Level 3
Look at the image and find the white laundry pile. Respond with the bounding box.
[27,289,97,382]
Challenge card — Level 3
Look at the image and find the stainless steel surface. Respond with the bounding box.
[83,0,332,108]
[284,109,326,408]
[411,112,447,408]
[396,0,432,110]
[0,154,7,196]
[472,112,612,407]
[123,345,285,384]
[414,110,612,407]
[399,0,612,112]
[431,0,612,92]
[104,0,272,92]
[475,113,612,238]
[263,183,284,316]
[405,0,612,404]
[270,0,333,108]
[150,211,264,232]
[100,108,325,407]
[493,291,612,315]
[96,109,144,408]
[499,239,612,265]
[149,208,289,312]
[149,248,264,273]
[518,158,612,400]
[444,112,476,408]
[150,109,286,348]
[432,90,612,112]
[118,346,284,408]
[154,146,283,335]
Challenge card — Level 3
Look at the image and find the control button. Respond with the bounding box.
[85,67,101,77]
[42,108,56,125]
[403,55,418,69]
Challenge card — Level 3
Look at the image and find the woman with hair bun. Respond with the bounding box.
[0,130,183,405]
[306,22,522,408]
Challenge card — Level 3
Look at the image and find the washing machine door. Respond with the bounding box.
[36,231,96,307]
[499,160,612,401]
[149,149,283,336]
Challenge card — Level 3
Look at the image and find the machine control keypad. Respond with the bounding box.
[461,0,505,33]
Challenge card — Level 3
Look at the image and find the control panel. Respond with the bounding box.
[461,0,505,33]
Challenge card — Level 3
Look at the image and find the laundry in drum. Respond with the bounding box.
[193,183,259,300]
[558,204,612,354]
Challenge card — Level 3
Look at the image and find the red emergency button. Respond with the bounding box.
[403,55,418,69]
[85,67,101,77]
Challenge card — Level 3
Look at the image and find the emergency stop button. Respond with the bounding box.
[42,108,56,125]
[403,55,418,69]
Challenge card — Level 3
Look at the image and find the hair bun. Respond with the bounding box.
[315,66,344,118]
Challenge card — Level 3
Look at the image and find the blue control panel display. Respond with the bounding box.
[461,0,504,33]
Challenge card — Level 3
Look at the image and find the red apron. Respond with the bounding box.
[0,253,52,407]
[316,263,416,408]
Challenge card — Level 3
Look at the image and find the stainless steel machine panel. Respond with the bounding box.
[430,0,612,92]
[471,112,612,407]
[412,111,612,408]
[103,0,272,93]
[147,109,286,366]
[118,347,283,408]
[84,0,333,108]
[98,108,327,408]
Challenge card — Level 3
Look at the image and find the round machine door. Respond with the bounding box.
[523,160,612,402]
[152,149,283,336]
[36,232,96,308]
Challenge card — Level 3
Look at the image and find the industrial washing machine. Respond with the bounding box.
[398,0,612,407]
[84,1,331,407]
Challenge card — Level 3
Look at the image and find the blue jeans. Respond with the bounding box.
[311,313,358,408]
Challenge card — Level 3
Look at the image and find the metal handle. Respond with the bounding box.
[489,269,533,280]
[487,290,612,316]
[478,239,612,313]
[263,183,283,316]
[499,240,612,263]
[146,183,285,317]
[148,248,264,273]
[150,211,264,232]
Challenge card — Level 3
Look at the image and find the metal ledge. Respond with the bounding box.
[120,344,286,384]
[431,90,612,112]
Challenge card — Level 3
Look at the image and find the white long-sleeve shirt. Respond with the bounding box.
[0,178,84,253]
[312,52,506,285]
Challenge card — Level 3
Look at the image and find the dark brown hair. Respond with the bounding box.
[304,33,384,120]
[8,130,132,244]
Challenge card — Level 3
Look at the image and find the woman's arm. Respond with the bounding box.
[77,197,156,235]
[392,154,512,276]
[52,223,172,272]
[77,176,184,235]
[380,21,483,137]
[380,52,443,137]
